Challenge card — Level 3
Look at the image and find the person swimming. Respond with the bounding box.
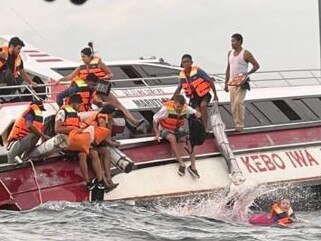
[270,196,296,225]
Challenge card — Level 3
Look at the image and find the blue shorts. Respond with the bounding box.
[160,127,188,139]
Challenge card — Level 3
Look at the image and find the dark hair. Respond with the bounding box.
[9,37,25,47]
[231,33,243,44]
[85,73,99,83]
[81,47,92,57]
[181,54,192,61]
[69,93,82,104]
[173,94,186,105]
[80,42,94,57]
[100,104,116,114]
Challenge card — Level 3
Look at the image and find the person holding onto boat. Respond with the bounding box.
[56,73,104,111]
[54,93,106,191]
[85,104,120,191]
[0,37,38,95]
[153,94,201,178]
[6,100,50,163]
[56,43,144,129]
[270,196,296,225]
[172,54,218,131]
[224,33,260,131]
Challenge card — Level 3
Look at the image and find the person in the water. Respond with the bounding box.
[270,196,296,225]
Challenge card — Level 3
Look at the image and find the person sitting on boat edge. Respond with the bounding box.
[85,104,120,191]
[153,94,201,178]
[270,196,296,225]
[6,100,50,163]
[172,54,218,131]
[0,37,38,96]
[54,93,106,191]
[56,43,144,128]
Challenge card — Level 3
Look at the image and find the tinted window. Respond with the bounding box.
[272,100,301,121]
[139,65,180,86]
[52,68,77,77]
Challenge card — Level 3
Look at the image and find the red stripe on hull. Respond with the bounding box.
[122,126,321,163]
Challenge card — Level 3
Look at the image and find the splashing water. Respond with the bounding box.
[152,181,313,226]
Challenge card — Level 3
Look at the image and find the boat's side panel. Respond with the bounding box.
[104,157,231,201]
[238,145,321,185]
[105,144,321,202]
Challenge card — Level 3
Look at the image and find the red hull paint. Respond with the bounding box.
[0,159,88,210]
[0,126,320,210]
[123,126,321,163]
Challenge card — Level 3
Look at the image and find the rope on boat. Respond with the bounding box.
[0,178,13,200]
[28,160,43,205]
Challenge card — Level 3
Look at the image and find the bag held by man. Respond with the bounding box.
[188,115,206,147]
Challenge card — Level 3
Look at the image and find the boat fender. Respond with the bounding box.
[109,147,134,173]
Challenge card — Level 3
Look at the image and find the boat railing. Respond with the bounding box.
[213,68,321,89]
[0,69,320,102]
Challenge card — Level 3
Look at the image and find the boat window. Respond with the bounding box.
[120,66,142,79]
[300,97,321,118]
[292,98,321,120]
[107,66,144,88]
[139,64,180,77]
[218,105,235,129]
[138,65,180,86]
[245,105,270,127]
[272,100,301,121]
[51,68,77,77]
[252,101,291,123]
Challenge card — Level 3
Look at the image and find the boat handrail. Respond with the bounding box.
[0,69,320,101]
[212,68,321,87]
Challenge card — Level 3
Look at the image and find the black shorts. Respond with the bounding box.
[190,93,212,109]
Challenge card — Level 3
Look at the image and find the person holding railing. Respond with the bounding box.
[56,73,104,111]
[172,54,218,131]
[56,43,144,128]
[224,33,260,131]
[0,37,37,96]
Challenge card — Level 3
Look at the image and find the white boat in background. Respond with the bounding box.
[0,36,321,210]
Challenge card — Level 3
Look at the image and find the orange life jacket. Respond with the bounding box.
[180,66,211,98]
[85,113,111,145]
[62,105,80,129]
[270,203,294,224]
[159,100,188,131]
[0,46,22,78]
[66,79,96,112]
[77,56,107,80]
[7,104,44,142]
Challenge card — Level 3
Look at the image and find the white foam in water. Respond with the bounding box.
[155,181,286,225]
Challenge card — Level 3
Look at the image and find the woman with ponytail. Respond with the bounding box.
[57,43,145,128]
[58,42,113,82]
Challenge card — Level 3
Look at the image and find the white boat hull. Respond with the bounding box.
[104,144,321,201]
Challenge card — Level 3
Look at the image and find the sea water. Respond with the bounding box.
[1,185,321,241]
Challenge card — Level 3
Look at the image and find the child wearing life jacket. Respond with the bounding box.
[270,197,296,225]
